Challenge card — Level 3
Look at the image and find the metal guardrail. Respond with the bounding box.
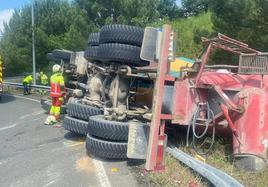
[167,146,244,187]
[3,81,50,90]
[4,76,24,83]
[3,82,74,93]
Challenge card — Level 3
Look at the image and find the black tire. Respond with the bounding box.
[88,115,129,141]
[88,33,100,46]
[67,101,102,121]
[52,49,73,61]
[100,25,144,46]
[84,46,98,61]
[41,98,67,114]
[63,116,88,135]
[86,134,128,159]
[97,43,149,67]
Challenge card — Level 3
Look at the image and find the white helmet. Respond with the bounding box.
[44,115,57,125]
[52,64,61,73]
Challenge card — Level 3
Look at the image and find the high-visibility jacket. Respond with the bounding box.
[50,73,65,97]
[40,73,48,85]
[23,75,33,84]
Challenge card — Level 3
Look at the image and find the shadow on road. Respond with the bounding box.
[64,131,86,141]
[0,94,16,104]
[127,159,145,167]
[85,151,128,163]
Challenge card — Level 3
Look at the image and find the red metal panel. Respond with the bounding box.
[145,25,172,171]
[172,80,198,125]
[165,75,175,82]
[233,88,268,158]
[160,114,173,120]
[195,44,212,84]
[198,72,268,91]
[199,72,245,90]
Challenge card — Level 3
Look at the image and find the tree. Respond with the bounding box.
[182,0,209,16]
[172,12,213,58]
[210,0,268,51]
[157,0,183,20]
[0,0,95,76]
[74,0,183,27]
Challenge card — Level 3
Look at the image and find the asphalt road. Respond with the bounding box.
[0,94,139,187]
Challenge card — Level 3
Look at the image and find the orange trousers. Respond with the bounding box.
[50,97,63,120]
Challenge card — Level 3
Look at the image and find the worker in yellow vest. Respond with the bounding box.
[38,71,49,95]
[44,64,65,125]
[23,75,33,95]
[40,72,48,85]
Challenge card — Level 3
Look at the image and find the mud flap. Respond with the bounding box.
[127,121,149,159]
[140,27,162,61]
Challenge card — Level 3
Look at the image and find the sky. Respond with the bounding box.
[0,0,29,31]
[0,0,182,32]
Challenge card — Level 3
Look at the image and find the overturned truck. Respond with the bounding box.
[62,24,268,172]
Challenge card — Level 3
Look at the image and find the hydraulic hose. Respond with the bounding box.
[186,102,216,155]
[192,103,211,139]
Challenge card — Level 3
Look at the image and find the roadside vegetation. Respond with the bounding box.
[132,137,268,187]
[1,0,268,76]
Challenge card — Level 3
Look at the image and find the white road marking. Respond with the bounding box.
[19,110,44,120]
[92,159,112,187]
[3,94,40,103]
[43,179,57,187]
[0,123,17,131]
[43,165,62,187]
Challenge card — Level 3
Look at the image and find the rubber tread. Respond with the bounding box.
[97,43,149,67]
[86,134,128,159]
[88,115,129,141]
[67,101,103,121]
[87,33,100,46]
[84,46,98,61]
[63,115,88,135]
[100,25,144,46]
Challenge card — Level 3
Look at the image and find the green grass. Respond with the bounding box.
[147,154,206,187]
[141,138,268,187]
[205,139,268,187]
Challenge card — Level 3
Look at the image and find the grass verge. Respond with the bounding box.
[131,137,268,187]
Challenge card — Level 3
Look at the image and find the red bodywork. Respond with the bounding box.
[173,72,268,158]
[145,25,268,171]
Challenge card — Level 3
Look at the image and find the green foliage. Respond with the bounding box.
[207,0,268,65]
[74,0,162,27]
[210,0,268,51]
[172,12,213,59]
[158,0,184,20]
[1,0,182,76]
[182,0,209,16]
[2,0,268,76]
[0,0,95,76]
